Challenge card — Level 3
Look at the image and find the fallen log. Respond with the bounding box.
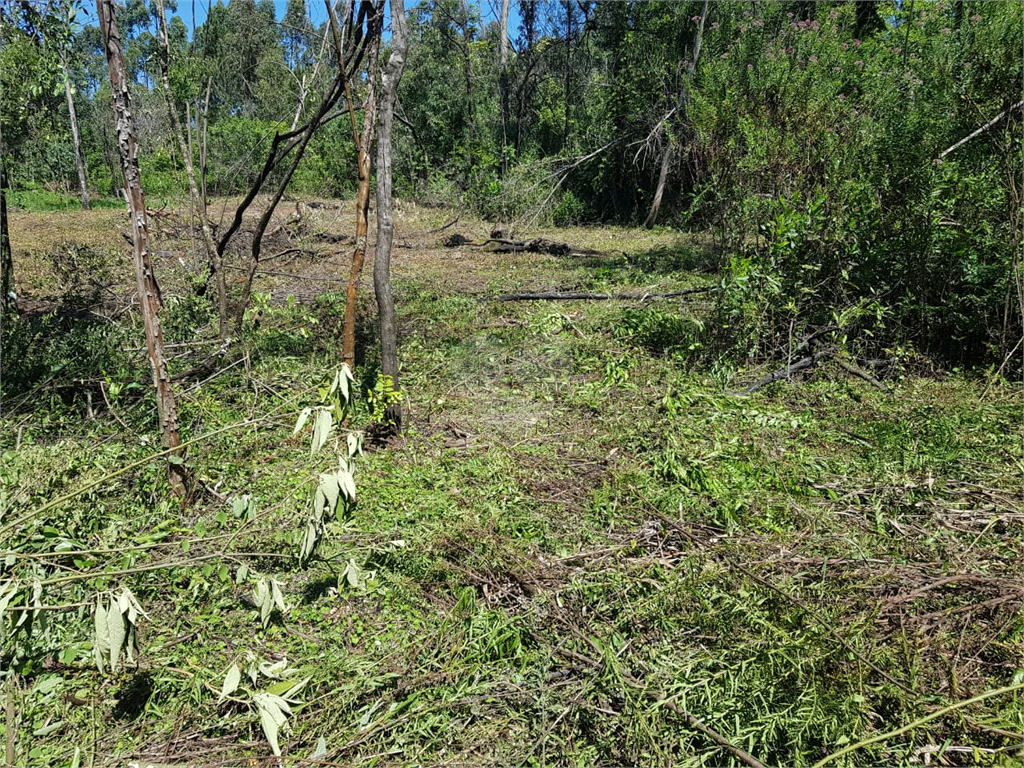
[442,233,604,256]
[485,286,716,302]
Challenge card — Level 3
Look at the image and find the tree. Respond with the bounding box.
[97,0,185,494]
[374,0,410,429]
[333,0,384,369]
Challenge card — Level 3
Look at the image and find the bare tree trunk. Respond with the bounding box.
[374,0,409,430]
[63,75,91,210]
[199,78,212,208]
[643,146,672,229]
[154,0,229,340]
[644,0,708,230]
[333,0,383,369]
[0,162,15,314]
[98,0,185,495]
[499,0,510,171]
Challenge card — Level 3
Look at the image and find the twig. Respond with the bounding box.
[811,682,1024,767]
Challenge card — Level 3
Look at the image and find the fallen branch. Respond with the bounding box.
[486,286,716,302]
[837,359,889,392]
[739,347,836,395]
[443,234,605,257]
[936,99,1024,161]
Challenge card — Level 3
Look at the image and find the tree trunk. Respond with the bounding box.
[63,75,91,210]
[373,0,410,430]
[98,0,185,495]
[340,3,382,369]
[0,162,15,314]
[155,0,229,339]
[643,0,708,230]
[644,144,672,229]
[499,0,510,171]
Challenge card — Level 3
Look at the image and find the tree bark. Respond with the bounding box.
[336,1,382,369]
[63,75,91,210]
[374,0,410,430]
[0,162,15,315]
[643,0,708,230]
[98,0,185,495]
[154,0,229,339]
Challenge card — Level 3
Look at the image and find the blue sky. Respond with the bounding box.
[77,0,520,38]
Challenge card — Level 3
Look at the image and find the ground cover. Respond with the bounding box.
[1,197,1021,767]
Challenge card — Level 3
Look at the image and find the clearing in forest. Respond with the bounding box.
[2,199,1022,767]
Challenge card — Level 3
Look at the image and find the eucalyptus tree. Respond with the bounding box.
[97,0,185,494]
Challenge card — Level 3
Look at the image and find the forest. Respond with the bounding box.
[1,0,1022,766]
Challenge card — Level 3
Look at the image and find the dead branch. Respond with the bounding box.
[837,359,889,392]
[486,286,716,302]
[739,347,837,394]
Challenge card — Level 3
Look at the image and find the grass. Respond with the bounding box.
[1,198,1021,767]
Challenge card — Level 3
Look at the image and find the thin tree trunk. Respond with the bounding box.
[98,0,185,495]
[199,78,212,208]
[0,161,15,314]
[374,0,409,430]
[499,0,510,171]
[644,144,671,229]
[332,0,382,369]
[63,75,91,210]
[643,0,708,230]
[155,0,229,339]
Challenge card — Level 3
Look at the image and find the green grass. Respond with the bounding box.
[1,202,1021,767]
[6,188,125,211]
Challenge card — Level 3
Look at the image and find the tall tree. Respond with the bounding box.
[62,66,91,209]
[97,0,185,494]
[374,0,410,429]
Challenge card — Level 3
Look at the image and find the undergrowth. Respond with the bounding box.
[1,203,1021,768]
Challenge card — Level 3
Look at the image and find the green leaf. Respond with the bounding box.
[236,563,249,584]
[32,720,65,737]
[219,664,241,703]
[70,747,81,768]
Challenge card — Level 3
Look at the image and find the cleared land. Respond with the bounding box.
[2,198,1021,767]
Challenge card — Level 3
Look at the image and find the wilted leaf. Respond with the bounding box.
[318,472,341,519]
[93,596,109,673]
[32,720,65,737]
[309,736,327,759]
[253,692,286,756]
[311,409,333,455]
[219,663,241,703]
[339,471,356,504]
[293,407,312,435]
[270,578,286,614]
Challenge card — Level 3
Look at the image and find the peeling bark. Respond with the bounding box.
[98,0,185,495]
